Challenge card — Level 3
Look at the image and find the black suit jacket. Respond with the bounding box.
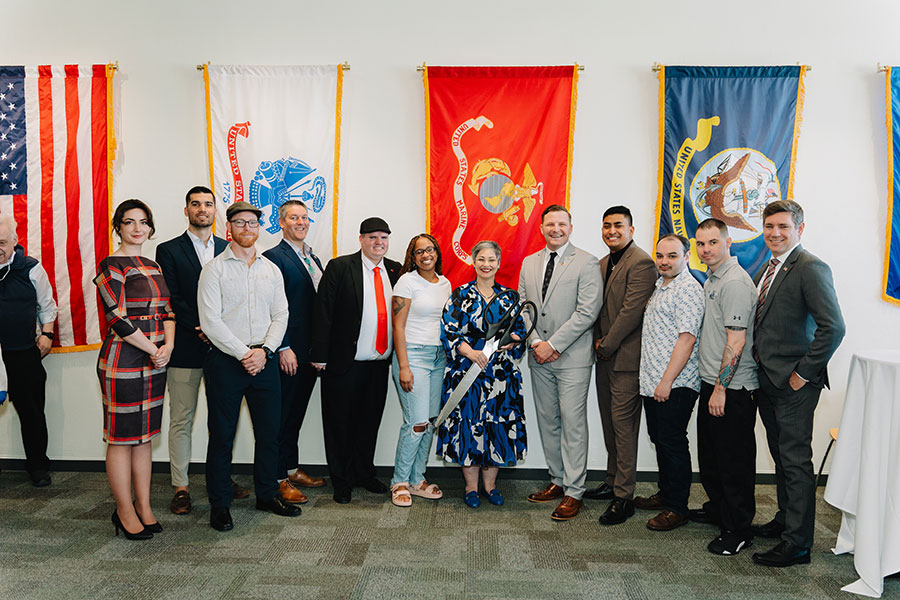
[309,251,401,375]
[156,232,228,368]
[262,240,324,362]
[753,245,845,389]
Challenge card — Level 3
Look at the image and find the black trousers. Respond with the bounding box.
[2,346,50,474]
[203,348,281,508]
[643,386,698,516]
[321,359,390,490]
[277,362,319,478]
[697,381,757,536]
[755,369,821,548]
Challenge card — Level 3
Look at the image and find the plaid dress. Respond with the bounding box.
[94,256,174,445]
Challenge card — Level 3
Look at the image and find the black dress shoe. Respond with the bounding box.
[29,471,51,487]
[583,482,615,500]
[598,497,635,525]
[333,487,352,504]
[111,510,153,540]
[359,478,388,494]
[688,508,720,526]
[256,496,302,517]
[210,507,233,531]
[752,540,811,567]
[751,518,785,539]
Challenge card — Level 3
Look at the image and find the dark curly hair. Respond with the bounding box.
[399,233,442,276]
[112,199,155,239]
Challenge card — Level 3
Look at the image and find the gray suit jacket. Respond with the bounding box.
[518,244,603,369]
[753,245,845,389]
[593,243,657,372]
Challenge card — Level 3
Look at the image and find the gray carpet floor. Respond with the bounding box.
[0,471,894,600]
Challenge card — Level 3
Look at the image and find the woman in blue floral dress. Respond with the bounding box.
[436,240,527,507]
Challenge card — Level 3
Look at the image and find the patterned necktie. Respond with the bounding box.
[373,266,388,355]
[542,251,557,300]
[753,257,779,362]
[300,254,315,277]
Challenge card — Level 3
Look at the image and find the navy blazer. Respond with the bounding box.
[309,251,401,375]
[262,240,324,362]
[753,245,845,389]
[155,231,228,368]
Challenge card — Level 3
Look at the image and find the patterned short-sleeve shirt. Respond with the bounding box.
[639,268,705,396]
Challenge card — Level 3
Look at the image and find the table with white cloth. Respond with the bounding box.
[824,349,900,598]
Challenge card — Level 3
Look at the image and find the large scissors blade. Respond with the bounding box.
[431,338,498,429]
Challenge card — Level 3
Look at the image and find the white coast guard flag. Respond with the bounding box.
[204,65,343,256]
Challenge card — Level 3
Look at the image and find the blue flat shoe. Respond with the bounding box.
[482,488,504,506]
[464,491,480,508]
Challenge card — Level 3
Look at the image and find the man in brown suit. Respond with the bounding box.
[587,206,657,525]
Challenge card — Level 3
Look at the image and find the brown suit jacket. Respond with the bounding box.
[593,242,657,372]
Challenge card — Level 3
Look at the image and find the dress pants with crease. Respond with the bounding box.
[166,366,204,488]
[755,369,821,548]
[2,346,50,475]
[697,381,756,536]
[204,349,281,508]
[531,364,591,499]
[594,359,642,500]
[321,359,390,490]
[277,362,319,479]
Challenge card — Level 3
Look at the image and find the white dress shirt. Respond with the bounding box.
[186,229,216,267]
[756,242,800,293]
[197,244,288,361]
[0,255,58,325]
[355,254,393,360]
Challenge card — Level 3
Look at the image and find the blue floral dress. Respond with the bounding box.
[436,281,527,466]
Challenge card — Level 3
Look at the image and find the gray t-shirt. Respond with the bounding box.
[697,256,759,390]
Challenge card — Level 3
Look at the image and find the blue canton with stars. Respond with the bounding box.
[0,66,27,196]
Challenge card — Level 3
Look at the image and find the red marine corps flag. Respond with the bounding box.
[425,66,578,288]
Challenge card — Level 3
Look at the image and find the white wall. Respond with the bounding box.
[2,0,898,476]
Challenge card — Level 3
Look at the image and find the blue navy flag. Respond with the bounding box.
[0,66,27,196]
[885,67,900,307]
[654,66,806,280]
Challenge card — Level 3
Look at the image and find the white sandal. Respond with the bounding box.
[390,482,412,507]
[409,481,443,499]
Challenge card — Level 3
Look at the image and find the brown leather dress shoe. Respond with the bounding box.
[278,480,309,505]
[550,496,583,521]
[647,510,689,531]
[527,483,564,503]
[231,480,250,500]
[170,490,192,515]
[633,492,665,511]
[289,468,326,488]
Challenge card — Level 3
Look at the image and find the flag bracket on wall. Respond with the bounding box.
[198,61,350,71]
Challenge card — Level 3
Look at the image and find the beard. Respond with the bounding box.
[231,231,258,248]
[188,215,213,228]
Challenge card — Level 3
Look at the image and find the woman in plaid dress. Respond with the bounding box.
[94,199,174,540]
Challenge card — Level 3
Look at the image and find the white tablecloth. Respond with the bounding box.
[824,349,900,598]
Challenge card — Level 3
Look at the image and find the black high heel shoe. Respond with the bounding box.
[111,510,153,540]
[134,503,163,533]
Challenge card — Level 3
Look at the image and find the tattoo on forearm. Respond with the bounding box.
[392,297,406,316]
[717,345,742,388]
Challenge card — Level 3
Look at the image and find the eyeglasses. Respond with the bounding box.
[413,246,436,257]
[230,219,260,228]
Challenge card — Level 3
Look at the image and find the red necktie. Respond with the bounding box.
[374,266,388,354]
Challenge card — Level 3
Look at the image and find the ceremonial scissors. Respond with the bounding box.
[431,289,537,429]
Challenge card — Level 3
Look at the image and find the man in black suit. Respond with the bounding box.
[310,217,401,504]
[263,200,327,505]
[751,200,845,567]
[155,186,248,515]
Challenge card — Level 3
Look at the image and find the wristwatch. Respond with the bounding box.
[250,344,275,360]
[41,331,55,340]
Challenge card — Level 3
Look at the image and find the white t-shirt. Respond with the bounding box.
[392,271,452,346]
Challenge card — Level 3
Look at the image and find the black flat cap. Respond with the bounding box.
[226,201,262,220]
[359,217,391,234]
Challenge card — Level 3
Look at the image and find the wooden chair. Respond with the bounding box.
[816,427,839,487]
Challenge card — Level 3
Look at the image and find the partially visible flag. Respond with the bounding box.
[204,65,343,257]
[0,64,115,352]
[425,66,578,288]
[654,66,806,280]
[884,67,900,306]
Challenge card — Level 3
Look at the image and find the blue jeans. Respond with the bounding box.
[391,345,446,486]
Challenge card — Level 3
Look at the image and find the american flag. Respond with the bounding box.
[0,64,114,352]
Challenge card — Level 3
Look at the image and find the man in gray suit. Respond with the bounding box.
[751,200,845,567]
[588,206,657,525]
[519,205,602,521]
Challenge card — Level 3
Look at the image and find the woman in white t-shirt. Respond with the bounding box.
[389,234,452,507]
